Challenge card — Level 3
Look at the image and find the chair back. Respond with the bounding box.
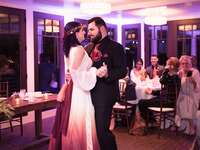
[159,78,180,112]
[119,79,126,98]
[125,81,136,101]
[0,81,8,97]
[0,74,18,96]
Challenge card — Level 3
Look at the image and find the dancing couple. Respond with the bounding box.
[48,17,127,150]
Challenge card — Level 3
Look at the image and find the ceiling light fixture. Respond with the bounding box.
[144,6,167,26]
[80,0,111,15]
[144,16,167,26]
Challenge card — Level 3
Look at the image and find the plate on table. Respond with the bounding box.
[34,94,43,98]
[0,97,7,101]
[46,93,54,96]
[23,97,29,101]
[34,91,43,98]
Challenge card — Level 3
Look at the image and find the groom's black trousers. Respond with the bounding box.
[94,106,117,150]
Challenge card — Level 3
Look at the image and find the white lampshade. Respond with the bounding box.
[144,16,167,26]
[80,1,111,15]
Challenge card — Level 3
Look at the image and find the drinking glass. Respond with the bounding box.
[19,89,26,99]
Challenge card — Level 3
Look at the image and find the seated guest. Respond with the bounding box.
[176,55,200,135]
[146,55,164,79]
[133,68,160,102]
[146,57,181,102]
[130,58,146,85]
[129,69,152,135]
[159,57,181,107]
[138,57,181,127]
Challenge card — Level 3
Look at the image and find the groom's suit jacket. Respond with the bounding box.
[86,36,127,107]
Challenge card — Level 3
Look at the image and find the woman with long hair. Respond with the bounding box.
[130,58,146,85]
[48,21,104,150]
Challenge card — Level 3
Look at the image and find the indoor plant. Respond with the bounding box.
[0,99,15,120]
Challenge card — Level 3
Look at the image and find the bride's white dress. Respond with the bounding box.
[62,48,99,150]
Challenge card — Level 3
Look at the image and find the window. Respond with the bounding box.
[107,24,117,41]
[0,7,26,95]
[177,24,200,57]
[167,19,200,70]
[37,18,60,64]
[146,25,168,65]
[122,24,141,70]
[34,12,64,92]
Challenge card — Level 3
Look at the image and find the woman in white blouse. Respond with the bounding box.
[130,58,147,85]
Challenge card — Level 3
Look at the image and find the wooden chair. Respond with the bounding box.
[146,85,178,138]
[112,79,136,131]
[0,81,23,140]
[0,74,19,96]
[0,81,8,97]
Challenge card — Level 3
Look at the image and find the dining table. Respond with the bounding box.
[7,93,58,149]
[135,77,161,102]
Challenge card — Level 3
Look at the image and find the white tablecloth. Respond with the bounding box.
[134,78,161,109]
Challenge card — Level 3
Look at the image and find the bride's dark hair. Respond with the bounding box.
[64,21,82,57]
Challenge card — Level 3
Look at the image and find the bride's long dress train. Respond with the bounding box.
[49,51,100,150]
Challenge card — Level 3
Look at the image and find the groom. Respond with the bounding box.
[87,17,127,150]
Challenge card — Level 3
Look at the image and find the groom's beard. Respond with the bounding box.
[90,31,102,44]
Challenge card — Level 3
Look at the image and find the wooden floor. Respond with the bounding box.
[0,110,195,150]
[115,128,194,150]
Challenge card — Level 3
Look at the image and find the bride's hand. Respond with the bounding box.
[57,84,67,102]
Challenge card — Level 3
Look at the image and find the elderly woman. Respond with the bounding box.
[176,55,200,135]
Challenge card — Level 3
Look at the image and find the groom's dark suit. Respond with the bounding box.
[86,36,126,150]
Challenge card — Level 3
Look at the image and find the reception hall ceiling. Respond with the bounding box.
[33,0,200,20]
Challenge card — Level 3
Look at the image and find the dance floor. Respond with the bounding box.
[0,110,195,150]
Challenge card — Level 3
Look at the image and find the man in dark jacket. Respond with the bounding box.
[87,17,127,150]
[146,55,164,79]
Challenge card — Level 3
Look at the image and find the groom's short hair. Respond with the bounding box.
[88,17,107,30]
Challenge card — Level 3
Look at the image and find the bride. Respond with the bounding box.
[49,21,106,150]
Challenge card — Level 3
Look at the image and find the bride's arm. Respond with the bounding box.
[69,46,97,91]
[69,46,85,70]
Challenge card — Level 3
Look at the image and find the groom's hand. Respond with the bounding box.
[96,63,108,78]
[102,62,108,78]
